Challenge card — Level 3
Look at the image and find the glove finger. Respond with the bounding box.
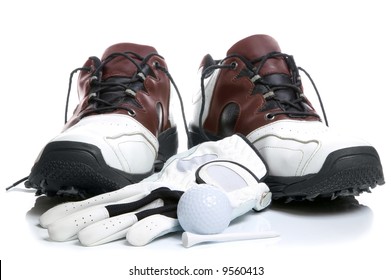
[127,213,181,246]
[40,182,155,228]
[47,188,172,242]
[77,196,167,246]
[78,213,138,246]
[124,188,183,246]
[47,206,110,241]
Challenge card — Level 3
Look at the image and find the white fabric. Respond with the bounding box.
[40,134,270,246]
[197,161,270,219]
[146,134,268,189]
[40,182,154,228]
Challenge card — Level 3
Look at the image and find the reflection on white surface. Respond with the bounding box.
[265,196,373,246]
[2,183,386,280]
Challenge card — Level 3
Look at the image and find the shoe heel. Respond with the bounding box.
[155,127,178,171]
[188,125,221,148]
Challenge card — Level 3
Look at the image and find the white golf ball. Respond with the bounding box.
[177,184,232,234]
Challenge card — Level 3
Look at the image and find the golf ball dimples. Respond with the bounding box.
[177,184,232,234]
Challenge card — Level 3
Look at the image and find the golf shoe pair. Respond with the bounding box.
[26,34,385,201]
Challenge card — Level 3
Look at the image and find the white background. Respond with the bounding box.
[1,0,390,279]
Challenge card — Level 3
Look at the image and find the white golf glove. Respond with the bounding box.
[39,134,270,246]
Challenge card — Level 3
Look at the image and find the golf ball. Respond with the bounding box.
[177,184,232,234]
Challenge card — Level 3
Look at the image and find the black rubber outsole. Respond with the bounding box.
[189,126,385,202]
[265,146,385,202]
[26,127,178,199]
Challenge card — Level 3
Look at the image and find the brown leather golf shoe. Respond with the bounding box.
[26,42,178,198]
[189,34,385,201]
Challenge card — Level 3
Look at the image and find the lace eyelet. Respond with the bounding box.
[89,75,98,83]
[265,113,275,120]
[128,110,136,117]
[153,61,160,68]
[230,61,238,69]
[88,92,97,100]
[125,88,137,97]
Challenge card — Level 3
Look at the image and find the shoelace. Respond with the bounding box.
[67,52,159,120]
[198,51,329,141]
[5,176,29,191]
[65,52,157,122]
[7,51,191,191]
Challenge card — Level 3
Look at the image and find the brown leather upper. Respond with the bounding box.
[227,34,291,77]
[64,43,172,136]
[203,34,319,137]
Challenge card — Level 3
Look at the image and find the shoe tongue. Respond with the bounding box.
[100,43,157,80]
[95,43,157,108]
[227,34,290,76]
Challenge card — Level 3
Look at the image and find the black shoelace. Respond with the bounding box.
[65,51,188,131]
[65,51,147,122]
[7,51,191,191]
[74,52,190,141]
[198,51,329,141]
